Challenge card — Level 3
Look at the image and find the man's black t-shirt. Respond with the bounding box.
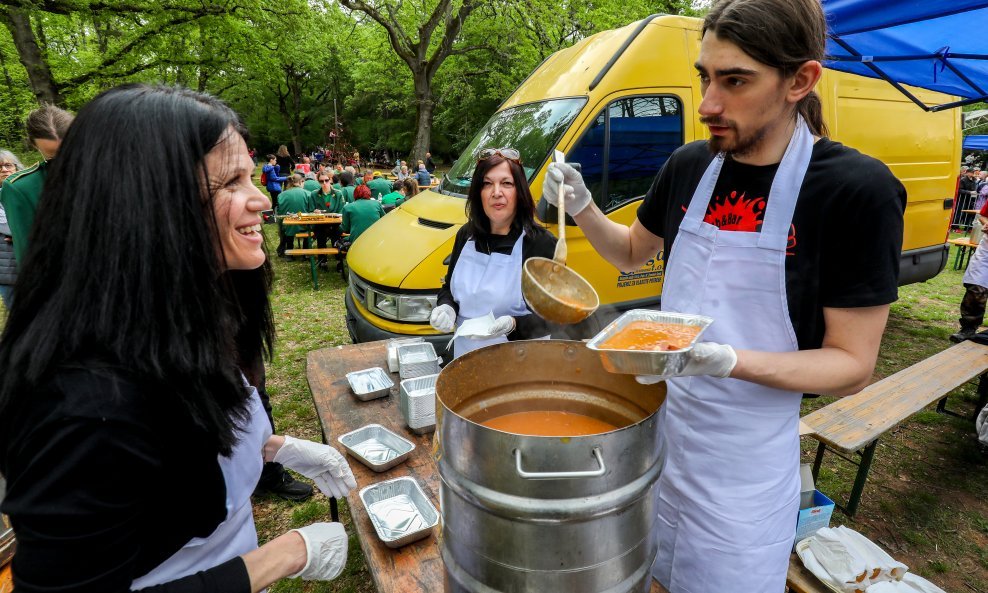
[637,138,906,350]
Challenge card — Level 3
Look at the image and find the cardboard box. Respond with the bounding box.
[794,490,835,546]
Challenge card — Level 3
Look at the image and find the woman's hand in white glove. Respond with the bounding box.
[635,342,738,384]
[290,522,348,581]
[273,436,357,499]
[487,315,515,338]
[543,162,592,215]
[429,304,456,333]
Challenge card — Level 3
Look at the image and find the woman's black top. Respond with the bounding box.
[0,367,250,593]
[437,224,556,340]
[275,155,295,177]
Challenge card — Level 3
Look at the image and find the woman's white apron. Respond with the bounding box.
[450,232,530,359]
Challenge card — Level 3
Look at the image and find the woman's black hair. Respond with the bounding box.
[339,170,354,187]
[465,154,539,239]
[0,84,274,457]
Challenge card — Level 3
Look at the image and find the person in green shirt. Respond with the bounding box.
[276,174,314,257]
[338,170,356,203]
[381,180,406,212]
[341,184,384,247]
[366,173,391,200]
[310,172,344,267]
[0,104,74,263]
[302,173,320,192]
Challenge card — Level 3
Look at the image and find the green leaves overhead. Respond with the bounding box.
[0,0,696,158]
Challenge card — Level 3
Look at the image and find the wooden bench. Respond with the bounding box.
[284,248,340,290]
[802,340,988,516]
[948,237,979,270]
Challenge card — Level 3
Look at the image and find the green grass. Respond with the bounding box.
[1,216,986,592]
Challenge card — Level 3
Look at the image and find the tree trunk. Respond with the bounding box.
[411,71,435,164]
[2,6,63,105]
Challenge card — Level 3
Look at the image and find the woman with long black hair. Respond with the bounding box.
[0,84,355,592]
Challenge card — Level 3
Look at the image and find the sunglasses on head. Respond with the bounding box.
[477,148,522,165]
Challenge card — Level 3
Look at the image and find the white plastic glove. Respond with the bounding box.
[290,522,348,581]
[543,162,592,215]
[429,304,456,333]
[273,436,357,499]
[470,315,515,339]
[635,342,737,384]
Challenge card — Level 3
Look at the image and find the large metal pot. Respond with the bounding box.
[435,340,665,593]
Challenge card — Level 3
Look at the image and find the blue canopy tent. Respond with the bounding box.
[964,136,988,151]
[822,1,988,111]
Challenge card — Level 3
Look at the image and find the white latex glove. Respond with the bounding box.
[543,162,592,215]
[290,522,348,581]
[273,436,357,499]
[429,304,456,333]
[469,315,515,339]
[635,342,737,384]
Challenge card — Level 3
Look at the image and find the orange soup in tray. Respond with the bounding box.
[598,320,702,351]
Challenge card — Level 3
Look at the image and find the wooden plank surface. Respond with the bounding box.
[307,340,444,593]
[802,341,988,453]
[948,237,979,248]
[786,553,833,593]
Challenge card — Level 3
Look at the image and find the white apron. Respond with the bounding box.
[652,117,813,593]
[963,232,988,287]
[450,232,530,359]
[131,383,272,589]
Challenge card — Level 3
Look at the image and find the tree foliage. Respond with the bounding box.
[0,0,698,161]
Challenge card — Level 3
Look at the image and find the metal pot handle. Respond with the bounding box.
[513,447,606,480]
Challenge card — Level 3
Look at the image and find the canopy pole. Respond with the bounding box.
[828,35,932,111]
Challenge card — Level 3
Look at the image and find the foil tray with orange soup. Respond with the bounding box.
[586,309,714,376]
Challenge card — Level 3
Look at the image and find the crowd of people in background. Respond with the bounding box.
[255,142,440,271]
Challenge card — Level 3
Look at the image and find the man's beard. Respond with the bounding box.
[701,116,770,158]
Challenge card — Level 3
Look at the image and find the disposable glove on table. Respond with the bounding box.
[429,304,456,333]
[636,342,737,384]
[273,436,357,499]
[543,162,592,215]
[290,522,348,581]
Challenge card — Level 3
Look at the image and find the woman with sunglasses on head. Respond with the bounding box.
[0,149,24,307]
[0,85,355,593]
[430,148,557,359]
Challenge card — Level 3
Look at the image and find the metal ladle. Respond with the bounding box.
[522,155,600,324]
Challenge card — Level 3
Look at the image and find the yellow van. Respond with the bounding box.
[344,14,959,347]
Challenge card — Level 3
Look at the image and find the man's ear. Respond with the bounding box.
[788,60,823,104]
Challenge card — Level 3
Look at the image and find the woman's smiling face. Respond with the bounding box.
[205,128,271,271]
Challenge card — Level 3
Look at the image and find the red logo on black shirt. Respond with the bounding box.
[704,190,765,231]
[682,191,798,255]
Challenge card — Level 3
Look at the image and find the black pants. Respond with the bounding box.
[960,283,988,331]
[314,226,341,264]
[268,189,281,211]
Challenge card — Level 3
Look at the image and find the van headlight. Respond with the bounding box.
[351,274,438,323]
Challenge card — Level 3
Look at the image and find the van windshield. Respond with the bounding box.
[441,98,586,196]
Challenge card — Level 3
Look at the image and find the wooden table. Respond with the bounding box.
[948,237,979,270]
[307,341,832,593]
[306,340,670,593]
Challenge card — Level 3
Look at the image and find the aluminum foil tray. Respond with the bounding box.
[359,476,439,548]
[397,342,441,380]
[386,337,424,373]
[345,367,394,401]
[399,373,438,434]
[586,309,713,376]
[338,424,415,472]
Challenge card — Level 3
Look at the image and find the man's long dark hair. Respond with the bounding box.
[703,0,830,137]
[465,154,540,239]
[0,84,274,456]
